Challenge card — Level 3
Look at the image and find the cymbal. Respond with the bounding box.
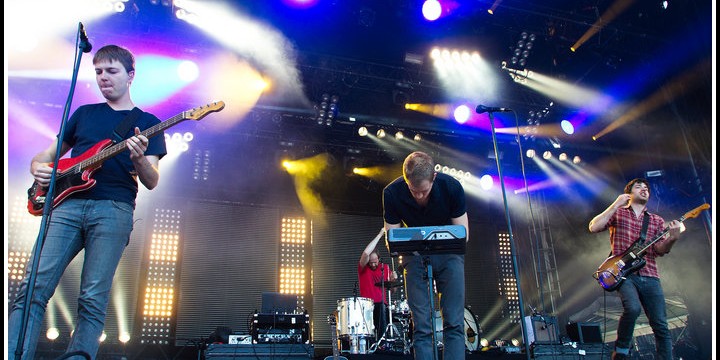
[375,280,403,289]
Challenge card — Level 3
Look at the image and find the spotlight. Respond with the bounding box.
[358,126,368,136]
[376,129,386,138]
[573,156,581,164]
[526,149,535,159]
[119,332,131,344]
[395,131,404,140]
[559,153,567,161]
[46,328,60,341]
[414,133,422,141]
[511,338,520,346]
[543,151,552,159]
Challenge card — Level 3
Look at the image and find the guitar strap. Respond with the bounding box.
[637,212,650,245]
[112,107,143,143]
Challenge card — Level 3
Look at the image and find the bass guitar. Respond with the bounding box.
[593,203,709,291]
[27,101,225,216]
[324,312,348,360]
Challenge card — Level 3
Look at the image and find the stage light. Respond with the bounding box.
[526,149,535,159]
[358,126,368,136]
[377,129,386,138]
[119,332,131,344]
[46,327,60,341]
[511,338,520,346]
[480,338,489,347]
[422,0,442,21]
[99,332,107,343]
[543,151,552,159]
[573,156,581,164]
[561,119,575,135]
[559,153,567,161]
[414,133,422,141]
[395,131,404,140]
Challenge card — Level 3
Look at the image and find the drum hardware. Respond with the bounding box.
[370,276,410,354]
[336,297,374,354]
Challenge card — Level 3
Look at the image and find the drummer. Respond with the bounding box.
[359,228,399,341]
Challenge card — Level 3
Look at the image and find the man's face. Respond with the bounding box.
[630,182,650,204]
[368,253,379,270]
[407,178,433,206]
[95,59,133,102]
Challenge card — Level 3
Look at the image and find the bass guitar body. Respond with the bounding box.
[594,248,646,291]
[27,140,112,216]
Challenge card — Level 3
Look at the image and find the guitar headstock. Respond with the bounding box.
[683,203,710,220]
[185,101,225,121]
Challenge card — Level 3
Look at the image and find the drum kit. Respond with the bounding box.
[333,279,482,355]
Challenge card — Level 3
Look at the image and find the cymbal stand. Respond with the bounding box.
[371,272,409,354]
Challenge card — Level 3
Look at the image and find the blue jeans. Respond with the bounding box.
[614,274,673,360]
[7,199,134,360]
[405,254,465,360]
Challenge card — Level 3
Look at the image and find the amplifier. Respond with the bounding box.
[228,334,252,344]
[251,313,309,344]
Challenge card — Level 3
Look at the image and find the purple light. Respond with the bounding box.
[282,0,319,9]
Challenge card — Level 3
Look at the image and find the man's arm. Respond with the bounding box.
[653,219,682,255]
[359,227,386,267]
[589,194,630,233]
[451,213,469,242]
[30,138,71,187]
[128,127,160,190]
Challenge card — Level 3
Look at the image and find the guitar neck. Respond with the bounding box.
[636,213,689,255]
[75,112,188,172]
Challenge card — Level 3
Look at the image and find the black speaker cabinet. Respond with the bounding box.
[524,315,559,344]
[566,322,603,344]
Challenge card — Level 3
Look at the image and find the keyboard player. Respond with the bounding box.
[382,151,469,360]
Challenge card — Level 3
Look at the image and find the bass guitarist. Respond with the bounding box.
[8,44,167,360]
[588,178,681,360]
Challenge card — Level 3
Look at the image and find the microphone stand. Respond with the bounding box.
[486,110,531,360]
[13,23,91,360]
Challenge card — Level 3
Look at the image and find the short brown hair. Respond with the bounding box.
[403,151,435,187]
[93,44,135,73]
[624,178,649,194]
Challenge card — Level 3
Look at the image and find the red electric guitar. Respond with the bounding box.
[27,101,225,216]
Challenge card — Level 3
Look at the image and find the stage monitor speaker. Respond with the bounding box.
[205,343,313,359]
[566,322,603,344]
[524,315,559,344]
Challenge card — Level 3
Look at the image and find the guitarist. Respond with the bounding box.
[8,45,167,360]
[588,178,681,360]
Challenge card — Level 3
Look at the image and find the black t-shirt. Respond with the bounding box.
[61,103,167,206]
[382,172,466,227]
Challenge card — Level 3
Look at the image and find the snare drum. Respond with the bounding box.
[336,297,374,338]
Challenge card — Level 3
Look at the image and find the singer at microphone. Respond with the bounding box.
[475,104,512,114]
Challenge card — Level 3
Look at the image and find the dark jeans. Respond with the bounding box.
[614,274,673,360]
[405,254,465,360]
[374,302,388,339]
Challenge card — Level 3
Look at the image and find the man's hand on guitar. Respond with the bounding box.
[127,127,149,161]
[666,220,682,239]
[31,162,54,188]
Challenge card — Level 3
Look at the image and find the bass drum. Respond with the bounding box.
[463,306,481,352]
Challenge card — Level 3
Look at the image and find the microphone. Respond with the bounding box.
[475,104,511,114]
[79,22,92,53]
